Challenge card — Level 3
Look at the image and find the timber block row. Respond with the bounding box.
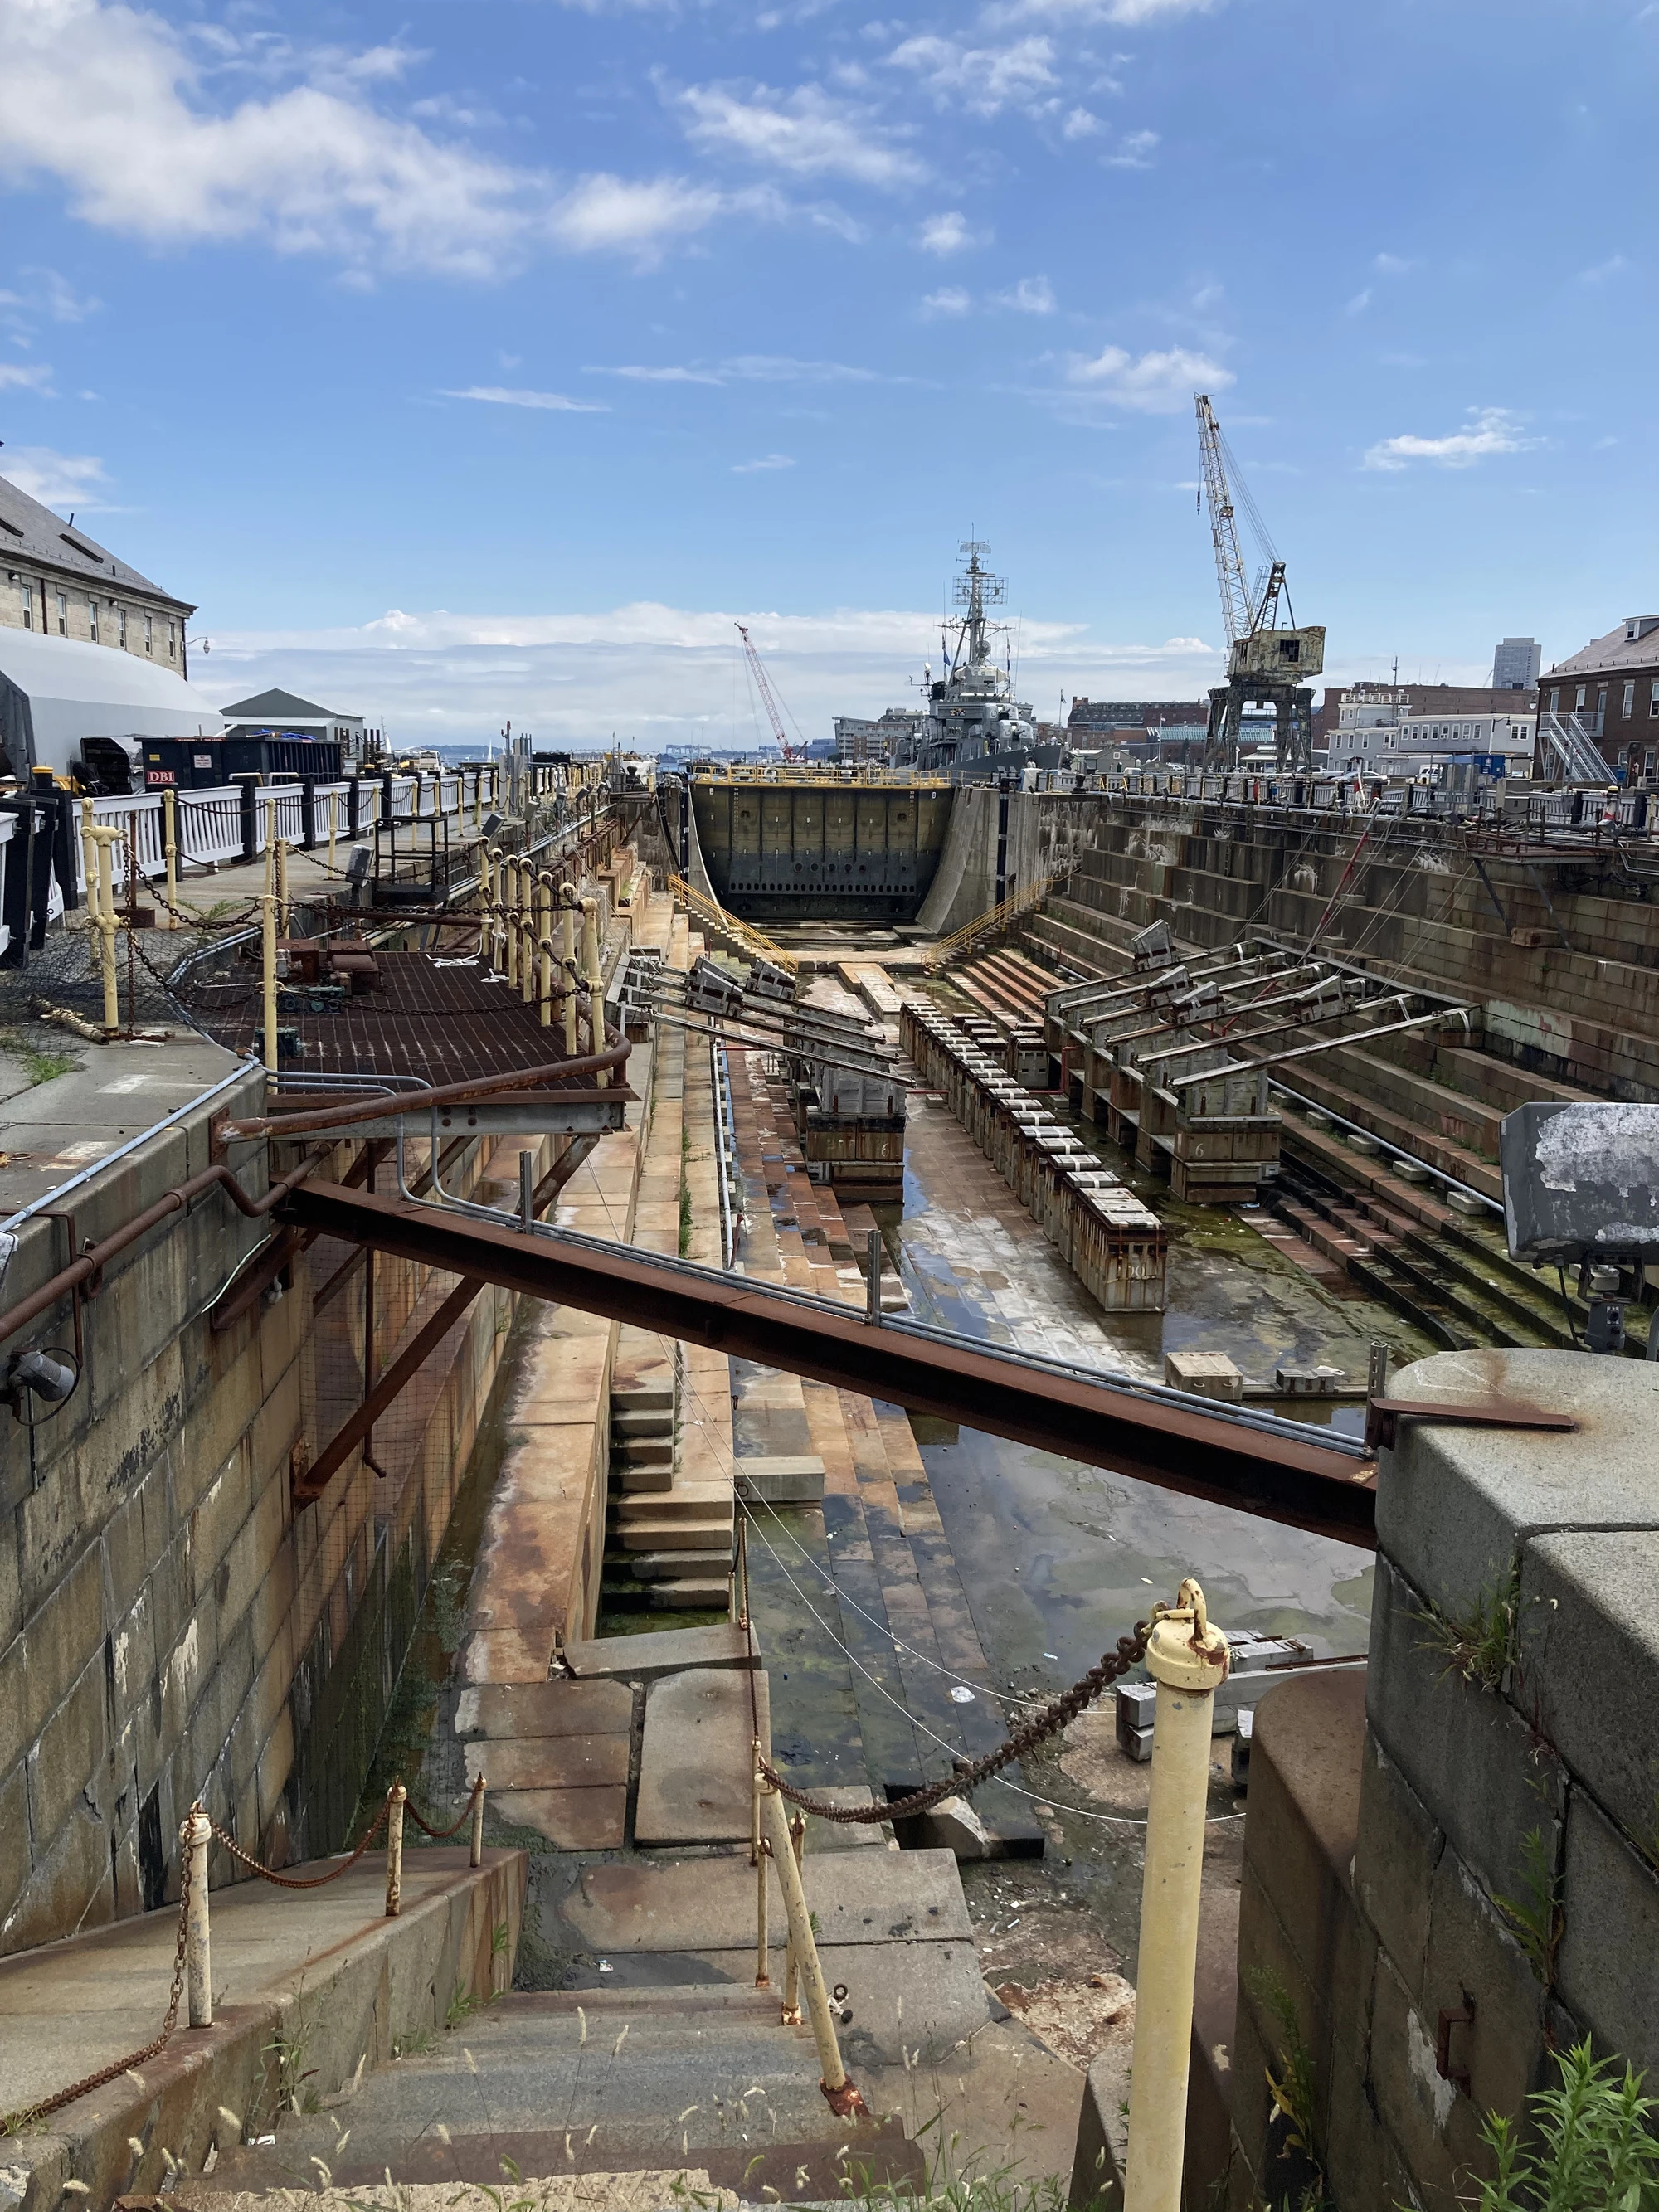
[901,999,1168,1313]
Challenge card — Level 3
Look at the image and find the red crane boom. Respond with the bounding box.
[737,623,804,761]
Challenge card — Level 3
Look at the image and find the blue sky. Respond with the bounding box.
[0,0,1647,746]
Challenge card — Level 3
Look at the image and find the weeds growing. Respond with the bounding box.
[1416,1565,1522,1693]
[1467,2039,1659,2212]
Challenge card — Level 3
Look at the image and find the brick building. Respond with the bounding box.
[1539,617,1659,784]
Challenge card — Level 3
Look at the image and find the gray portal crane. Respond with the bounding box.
[1194,395,1326,772]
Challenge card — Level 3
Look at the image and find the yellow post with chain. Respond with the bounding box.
[162,788,178,930]
[753,1751,770,1988]
[781,1810,805,2025]
[260,894,279,1073]
[385,1781,406,1918]
[759,1781,868,2117]
[182,1803,212,2027]
[1122,1580,1229,2212]
[470,1772,486,1868]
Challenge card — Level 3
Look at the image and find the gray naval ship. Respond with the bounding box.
[886,542,1068,780]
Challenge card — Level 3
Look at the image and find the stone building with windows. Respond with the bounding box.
[0,471,221,773]
[1540,616,1659,785]
[0,472,194,673]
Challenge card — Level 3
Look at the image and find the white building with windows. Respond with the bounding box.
[1328,696,1535,777]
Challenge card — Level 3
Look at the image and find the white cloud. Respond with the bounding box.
[0,0,733,276]
[1062,343,1230,411]
[1345,287,1372,316]
[0,445,113,508]
[920,209,975,255]
[922,286,971,316]
[442,386,608,411]
[587,352,892,386]
[732,453,795,472]
[0,362,56,393]
[1062,106,1102,137]
[605,364,728,385]
[887,34,1058,115]
[1103,128,1159,168]
[1363,406,1536,471]
[548,173,729,255]
[995,275,1055,314]
[1579,253,1628,284]
[202,600,1225,748]
[676,80,924,185]
[1373,251,1414,275]
[987,0,1215,22]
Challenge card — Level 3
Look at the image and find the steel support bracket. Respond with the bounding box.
[1365,1393,1577,1454]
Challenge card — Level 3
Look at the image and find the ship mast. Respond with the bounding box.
[951,540,1005,673]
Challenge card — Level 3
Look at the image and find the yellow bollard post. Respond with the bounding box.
[90,826,121,1032]
[1121,1579,1230,2212]
[536,875,553,1026]
[504,859,519,990]
[781,1810,806,2025]
[328,789,338,881]
[579,897,603,1072]
[470,1774,486,1869]
[162,788,178,930]
[760,1783,868,2116]
[385,1781,406,1918]
[276,837,289,941]
[753,1754,770,1987]
[182,1803,213,2027]
[561,892,579,1056]
[260,894,279,1073]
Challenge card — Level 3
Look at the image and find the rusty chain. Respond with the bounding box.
[0,1880,191,2138]
[406,1777,484,1841]
[203,1795,392,1889]
[759,1619,1155,1824]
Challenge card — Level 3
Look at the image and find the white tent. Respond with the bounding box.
[0,629,225,775]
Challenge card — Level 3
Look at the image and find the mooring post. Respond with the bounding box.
[182,1802,213,2027]
[1121,1578,1229,2212]
[386,1781,406,1918]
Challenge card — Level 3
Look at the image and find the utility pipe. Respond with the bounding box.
[182,1803,212,2027]
[1121,1579,1230,2212]
[759,1782,868,2117]
[0,1150,315,1352]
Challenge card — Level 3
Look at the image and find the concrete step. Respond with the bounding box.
[613,1383,676,1414]
[614,1548,737,1578]
[617,1482,734,1519]
[563,1622,758,1679]
[733,1454,827,1502]
[233,1986,926,2190]
[648,1577,732,1607]
[616,1437,674,1467]
[613,1407,676,1439]
[615,1462,676,1492]
[616,1518,734,1553]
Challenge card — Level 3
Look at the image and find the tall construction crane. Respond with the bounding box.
[1194,395,1325,772]
[736,623,806,762]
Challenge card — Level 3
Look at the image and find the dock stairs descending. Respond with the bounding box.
[608,1344,734,1609]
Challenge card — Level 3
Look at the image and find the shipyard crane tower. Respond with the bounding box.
[1194,395,1325,772]
[736,623,806,761]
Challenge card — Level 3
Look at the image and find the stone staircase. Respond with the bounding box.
[192,1847,1083,2209]
[608,1347,735,1609]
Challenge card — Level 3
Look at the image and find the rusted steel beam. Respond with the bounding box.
[294,1273,484,1504]
[281,1180,1378,1548]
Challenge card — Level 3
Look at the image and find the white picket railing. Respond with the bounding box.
[71,770,504,897]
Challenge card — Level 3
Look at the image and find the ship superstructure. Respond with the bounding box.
[886,543,1063,780]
